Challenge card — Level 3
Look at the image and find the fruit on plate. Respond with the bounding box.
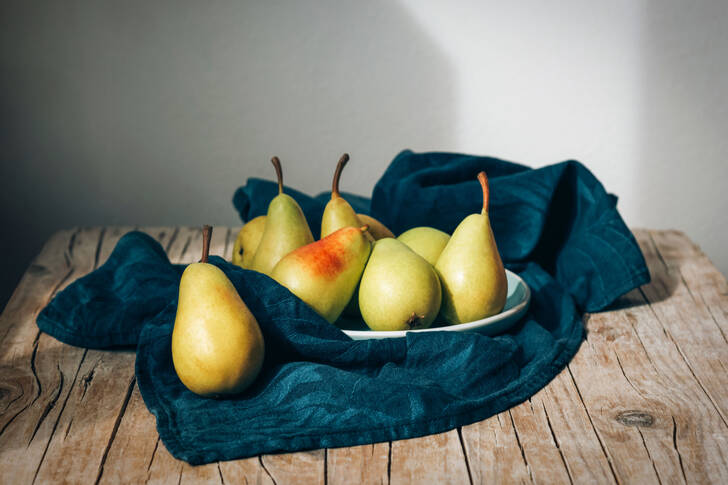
[320,154,374,241]
[172,226,265,397]
[356,213,395,240]
[397,227,450,266]
[435,171,507,324]
[232,215,266,268]
[251,156,314,275]
[358,238,441,331]
[271,225,372,323]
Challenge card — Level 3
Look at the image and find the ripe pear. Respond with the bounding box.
[271,225,372,323]
[172,226,265,397]
[358,238,441,331]
[435,172,507,325]
[251,157,314,275]
[397,227,450,266]
[356,214,395,240]
[321,154,374,242]
[232,215,266,268]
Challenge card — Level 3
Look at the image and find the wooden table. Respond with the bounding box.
[1,227,727,484]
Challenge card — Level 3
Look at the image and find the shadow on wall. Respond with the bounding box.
[639,0,728,275]
[0,0,456,311]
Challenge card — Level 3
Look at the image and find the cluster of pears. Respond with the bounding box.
[170,158,507,397]
[231,155,508,331]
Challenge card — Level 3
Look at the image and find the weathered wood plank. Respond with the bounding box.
[390,430,471,484]
[97,227,198,484]
[218,457,275,485]
[33,227,139,483]
[259,450,326,485]
[0,227,102,483]
[327,443,390,485]
[460,412,532,484]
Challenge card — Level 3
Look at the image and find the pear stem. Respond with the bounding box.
[271,156,283,194]
[332,153,349,198]
[477,171,490,213]
[201,225,212,263]
[359,224,369,233]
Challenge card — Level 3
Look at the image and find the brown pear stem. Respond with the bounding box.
[477,171,490,213]
[359,224,370,233]
[332,153,350,198]
[201,225,212,263]
[271,156,283,194]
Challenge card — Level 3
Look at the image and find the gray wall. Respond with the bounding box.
[2,0,727,310]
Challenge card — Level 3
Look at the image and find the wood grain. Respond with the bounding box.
[2,227,727,485]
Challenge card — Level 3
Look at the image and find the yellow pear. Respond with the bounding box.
[172,226,265,397]
[232,215,266,268]
[358,238,442,331]
[435,172,507,324]
[397,227,450,266]
[251,157,314,275]
[320,154,374,242]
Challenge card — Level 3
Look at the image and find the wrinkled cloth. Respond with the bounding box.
[39,150,649,464]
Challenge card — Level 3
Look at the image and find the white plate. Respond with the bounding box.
[340,269,531,340]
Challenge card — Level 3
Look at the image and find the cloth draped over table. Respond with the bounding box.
[38,150,649,464]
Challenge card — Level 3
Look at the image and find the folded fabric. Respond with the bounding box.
[39,150,649,464]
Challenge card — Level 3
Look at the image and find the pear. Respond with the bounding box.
[397,227,450,266]
[251,157,314,275]
[435,171,507,325]
[271,225,372,323]
[321,154,374,241]
[172,226,265,397]
[356,214,395,240]
[358,238,441,331]
[232,215,266,268]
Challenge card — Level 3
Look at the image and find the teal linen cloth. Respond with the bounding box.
[38,150,649,464]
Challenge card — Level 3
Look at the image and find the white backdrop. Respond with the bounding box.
[1,0,726,308]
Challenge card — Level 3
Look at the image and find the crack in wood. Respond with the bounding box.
[92,227,107,270]
[80,361,100,401]
[636,427,664,485]
[671,416,688,484]
[32,348,88,485]
[217,462,225,484]
[508,410,534,483]
[258,456,277,485]
[165,227,180,253]
[94,377,136,485]
[324,448,328,485]
[566,366,620,484]
[147,437,160,474]
[456,427,474,485]
[541,401,574,485]
[28,364,64,445]
[613,349,650,402]
[387,441,392,485]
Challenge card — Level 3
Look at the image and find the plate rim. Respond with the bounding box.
[342,269,531,339]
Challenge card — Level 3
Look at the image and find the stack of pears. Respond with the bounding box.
[172,226,265,397]
[228,153,508,332]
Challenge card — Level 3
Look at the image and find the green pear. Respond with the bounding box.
[435,172,507,324]
[271,225,371,323]
[232,215,266,268]
[358,238,442,331]
[251,157,314,275]
[357,214,395,240]
[321,154,374,241]
[172,226,265,397]
[397,227,450,266]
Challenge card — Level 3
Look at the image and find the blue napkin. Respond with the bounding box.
[38,150,649,464]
